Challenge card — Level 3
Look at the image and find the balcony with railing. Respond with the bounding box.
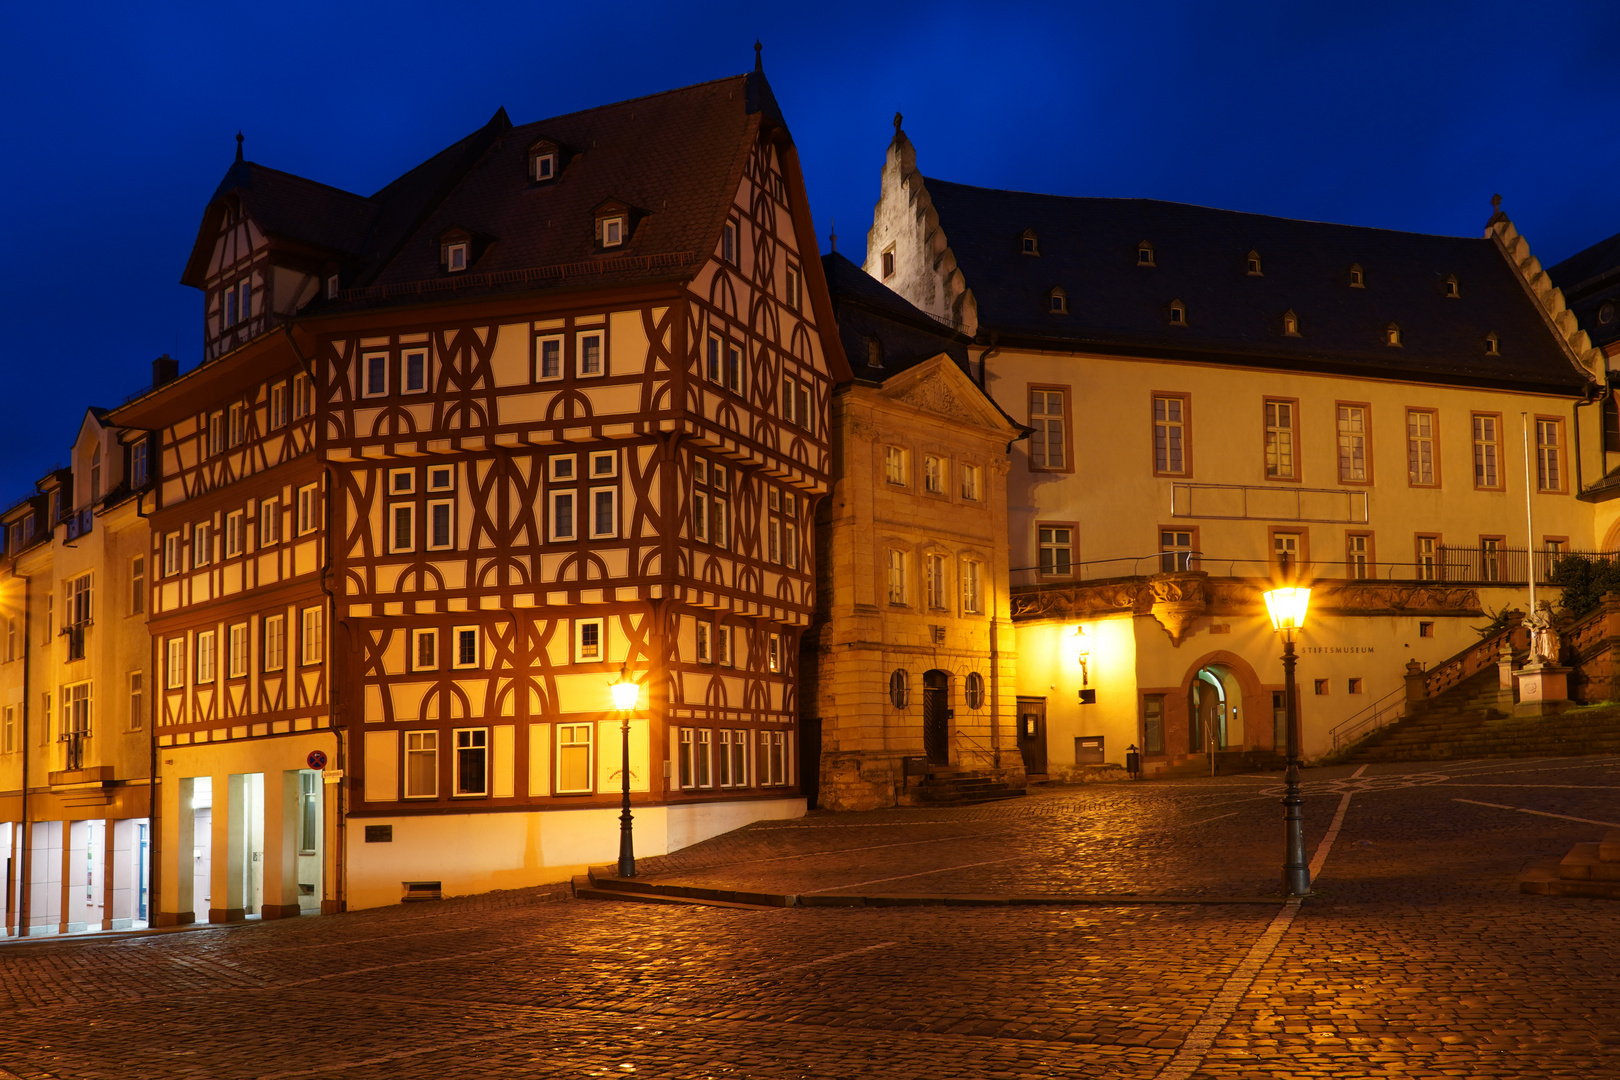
[62,621,89,661]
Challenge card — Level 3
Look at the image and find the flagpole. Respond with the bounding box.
[1523,412,1537,607]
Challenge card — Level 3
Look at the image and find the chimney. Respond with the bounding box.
[152,354,179,388]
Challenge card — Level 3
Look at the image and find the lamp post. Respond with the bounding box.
[1263,579,1312,897]
[609,663,640,878]
[1074,625,1090,687]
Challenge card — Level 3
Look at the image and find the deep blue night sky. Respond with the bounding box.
[3,1,1618,504]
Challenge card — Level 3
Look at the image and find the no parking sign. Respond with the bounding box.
[307,749,328,771]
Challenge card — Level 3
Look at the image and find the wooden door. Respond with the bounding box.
[1016,697,1047,775]
[922,670,950,765]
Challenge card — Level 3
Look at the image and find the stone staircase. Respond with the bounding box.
[1520,830,1620,900]
[914,767,1026,805]
[1332,665,1620,764]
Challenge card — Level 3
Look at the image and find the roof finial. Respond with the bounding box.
[235,131,244,162]
[893,111,903,135]
[829,219,837,254]
[754,40,763,72]
[1491,192,1503,212]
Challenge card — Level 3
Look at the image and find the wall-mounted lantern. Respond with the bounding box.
[1075,625,1096,704]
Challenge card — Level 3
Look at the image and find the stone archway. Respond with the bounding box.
[1174,650,1270,755]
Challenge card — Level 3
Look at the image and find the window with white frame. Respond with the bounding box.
[428,464,453,493]
[270,382,289,428]
[412,628,437,671]
[535,334,563,381]
[1030,389,1067,470]
[768,633,783,673]
[781,374,812,433]
[962,559,983,614]
[767,490,782,564]
[128,671,143,731]
[577,330,605,378]
[575,618,603,663]
[706,332,724,383]
[730,729,749,786]
[297,483,320,534]
[402,347,429,394]
[589,450,618,479]
[452,626,479,669]
[426,500,453,550]
[726,340,744,394]
[225,510,244,558]
[589,487,618,539]
[549,454,576,482]
[228,623,249,679]
[263,614,285,672]
[696,728,713,788]
[293,373,313,419]
[259,499,281,546]
[717,729,734,786]
[193,523,212,568]
[722,219,738,264]
[760,730,786,786]
[61,681,92,739]
[678,728,695,789]
[926,553,947,609]
[131,437,150,487]
[405,731,438,798]
[960,464,982,501]
[692,457,728,548]
[228,402,247,447]
[1039,525,1074,577]
[196,630,216,684]
[717,624,733,667]
[556,723,593,793]
[3,706,13,753]
[696,620,712,663]
[209,411,226,456]
[549,490,576,542]
[164,532,181,576]
[532,151,557,181]
[884,446,909,486]
[166,637,185,689]
[600,216,625,248]
[453,728,488,796]
[390,503,415,553]
[785,265,800,310]
[389,469,415,496]
[300,606,323,666]
[446,241,469,273]
[888,549,908,605]
[130,556,145,616]
[924,455,945,494]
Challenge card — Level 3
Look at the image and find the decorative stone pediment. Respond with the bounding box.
[876,353,1021,435]
[1147,571,1208,646]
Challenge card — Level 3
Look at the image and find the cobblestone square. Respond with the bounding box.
[3,757,1618,1078]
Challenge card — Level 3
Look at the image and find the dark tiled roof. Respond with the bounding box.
[1548,228,1620,352]
[822,251,968,379]
[184,74,780,303]
[924,178,1591,393]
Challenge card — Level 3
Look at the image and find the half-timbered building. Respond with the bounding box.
[110,57,844,914]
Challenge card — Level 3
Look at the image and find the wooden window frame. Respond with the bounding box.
[574,617,605,664]
[1262,397,1300,483]
[227,623,249,680]
[880,245,896,280]
[1151,391,1191,478]
[425,499,454,551]
[225,511,244,558]
[588,486,618,540]
[1028,385,1073,473]
[785,263,801,311]
[1479,534,1508,584]
[1345,531,1375,581]
[401,347,430,395]
[960,463,983,502]
[195,630,216,685]
[300,606,324,666]
[534,333,564,382]
[451,626,480,670]
[411,628,438,672]
[452,727,489,797]
[166,637,185,689]
[925,551,948,610]
[389,503,416,554]
[1158,525,1200,573]
[259,499,281,546]
[388,468,416,496]
[883,445,910,487]
[1535,414,1568,494]
[961,557,984,615]
[923,454,947,496]
[1335,401,1373,486]
[362,351,390,399]
[575,329,606,379]
[262,615,285,673]
[1414,533,1441,582]
[555,723,594,795]
[1471,411,1505,491]
[297,483,321,535]
[1405,407,1441,488]
[1269,526,1310,573]
[1037,521,1078,580]
[403,731,438,799]
[887,548,908,606]
[445,241,469,272]
[589,450,619,480]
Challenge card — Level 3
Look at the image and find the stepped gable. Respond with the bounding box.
[911,170,1596,393]
[822,251,969,379]
[184,71,785,303]
[1547,223,1620,352]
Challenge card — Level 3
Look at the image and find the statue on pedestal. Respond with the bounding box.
[1524,599,1560,666]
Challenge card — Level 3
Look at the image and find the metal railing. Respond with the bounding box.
[62,622,88,661]
[60,731,87,772]
[1171,483,1370,524]
[1329,685,1406,750]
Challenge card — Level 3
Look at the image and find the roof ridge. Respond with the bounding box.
[509,73,747,134]
[239,161,372,203]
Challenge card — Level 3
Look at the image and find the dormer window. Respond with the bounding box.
[1137,241,1155,266]
[1386,322,1403,347]
[326,274,339,299]
[1443,275,1460,298]
[866,335,884,369]
[1021,230,1039,256]
[1048,287,1068,314]
[1349,264,1365,288]
[1246,251,1263,276]
[601,216,625,248]
[446,241,469,272]
[1485,332,1500,355]
[532,151,557,182]
[1169,299,1187,325]
[1282,310,1300,336]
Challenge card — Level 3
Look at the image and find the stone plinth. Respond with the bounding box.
[1514,663,1571,717]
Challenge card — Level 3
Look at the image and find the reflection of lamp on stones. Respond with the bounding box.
[610,663,640,878]
[1264,560,1311,898]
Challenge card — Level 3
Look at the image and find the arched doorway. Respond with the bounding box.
[922,670,950,765]
[1188,664,1243,754]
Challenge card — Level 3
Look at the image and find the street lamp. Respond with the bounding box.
[610,663,640,878]
[1074,625,1091,686]
[1263,578,1312,897]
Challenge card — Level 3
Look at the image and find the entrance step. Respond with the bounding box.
[914,769,1026,805]
[1519,829,1620,899]
[573,868,792,909]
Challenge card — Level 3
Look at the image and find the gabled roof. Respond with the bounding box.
[1548,226,1620,352]
[917,175,1594,394]
[822,251,969,379]
[183,73,784,305]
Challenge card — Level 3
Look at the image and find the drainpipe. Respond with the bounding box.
[133,481,160,926]
[1574,379,1608,497]
[16,574,30,936]
[973,336,1005,771]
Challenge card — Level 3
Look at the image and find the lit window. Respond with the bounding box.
[1029,389,1066,470]
[1153,395,1188,475]
[961,559,983,614]
[453,729,488,796]
[1386,323,1402,347]
[1169,299,1187,325]
[768,633,783,674]
[1282,310,1300,336]
[405,732,438,798]
[1265,400,1295,479]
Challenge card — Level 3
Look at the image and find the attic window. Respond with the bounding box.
[1246,251,1263,276]
[1386,322,1403,347]
[722,220,738,263]
[601,216,625,248]
[1282,310,1300,337]
[1021,230,1039,256]
[1443,275,1460,298]
[881,246,896,280]
[1048,288,1068,314]
[326,274,339,299]
[1600,302,1615,325]
[866,335,884,369]
[1485,332,1500,355]
[1137,241,1155,266]
[532,152,557,182]
[446,242,469,273]
[1169,299,1187,325]
[1349,264,1365,288]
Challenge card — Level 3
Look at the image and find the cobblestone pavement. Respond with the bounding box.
[2,757,1618,1078]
